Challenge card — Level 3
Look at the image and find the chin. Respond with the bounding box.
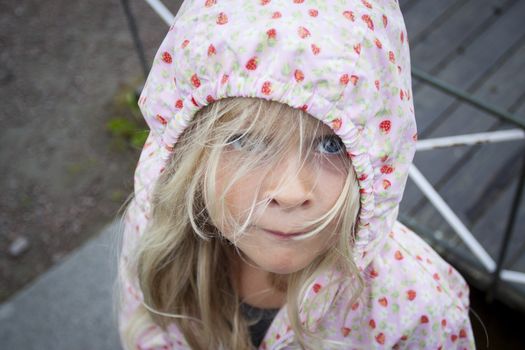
[255,255,310,275]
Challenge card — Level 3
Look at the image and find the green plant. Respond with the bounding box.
[107,80,149,152]
[131,131,149,150]
[106,117,137,139]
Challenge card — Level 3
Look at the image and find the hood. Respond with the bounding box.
[134,0,417,270]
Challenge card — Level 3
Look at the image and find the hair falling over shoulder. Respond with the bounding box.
[120,97,363,349]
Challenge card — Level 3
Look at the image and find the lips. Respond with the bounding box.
[262,229,307,239]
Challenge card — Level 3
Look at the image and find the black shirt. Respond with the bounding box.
[239,302,280,348]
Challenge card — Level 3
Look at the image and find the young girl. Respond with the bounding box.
[117,0,475,349]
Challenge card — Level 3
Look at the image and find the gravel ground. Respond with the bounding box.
[0,0,181,302]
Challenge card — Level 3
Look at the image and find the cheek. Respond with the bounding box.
[215,164,265,223]
[315,161,348,205]
[223,185,251,219]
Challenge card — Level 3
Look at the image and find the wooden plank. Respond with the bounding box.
[402,40,525,220]
[411,0,525,134]
[398,0,422,13]
[401,98,525,266]
[438,40,525,223]
[399,0,525,215]
[400,0,459,41]
[412,141,522,255]
[410,0,512,72]
[398,0,516,212]
[469,100,525,269]
[501,101,525,270]
[398,0,413,9]
[403,119,523,257]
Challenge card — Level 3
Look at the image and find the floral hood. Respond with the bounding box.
[137,0,417,270]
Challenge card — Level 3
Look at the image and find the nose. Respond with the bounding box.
[264,154,314,210]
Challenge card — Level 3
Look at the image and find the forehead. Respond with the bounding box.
[231,100,337,140]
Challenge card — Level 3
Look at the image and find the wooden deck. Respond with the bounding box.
[398,0,525,305]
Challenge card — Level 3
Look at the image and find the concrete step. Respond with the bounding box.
[0,219,122,350]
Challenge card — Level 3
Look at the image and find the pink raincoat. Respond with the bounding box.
[118,0,475,348]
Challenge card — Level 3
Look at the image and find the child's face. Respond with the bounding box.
[215,120,349,275]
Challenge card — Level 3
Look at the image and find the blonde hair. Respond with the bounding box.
[120,97,363,349]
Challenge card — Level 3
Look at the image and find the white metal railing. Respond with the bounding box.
[416,129,525,151]
[408,165,496,272]
[412,130,525,284]
[144,0,174,25]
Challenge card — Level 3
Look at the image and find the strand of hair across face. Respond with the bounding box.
[141,300,204,325]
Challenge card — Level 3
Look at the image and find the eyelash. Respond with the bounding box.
[227,134,266,152]
[315,135,346,155]
[227,134,346,155]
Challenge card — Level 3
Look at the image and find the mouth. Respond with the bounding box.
[261,228,307,239]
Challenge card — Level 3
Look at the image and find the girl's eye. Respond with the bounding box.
[227,134,247,150]
[227,133,266,152]
[316,135,345,155]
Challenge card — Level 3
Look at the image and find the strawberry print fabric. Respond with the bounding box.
[117,0,475,348]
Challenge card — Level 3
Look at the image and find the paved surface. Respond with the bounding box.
[0,0,183,303]
[0,0,176,348]
[0,220,122,350]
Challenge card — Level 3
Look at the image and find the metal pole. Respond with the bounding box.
[120,0,149,78]
[143,0,176,26]
[412,67,525,130]
[408,164,496,272]
[415,129,525,151]
[487,146,525,301]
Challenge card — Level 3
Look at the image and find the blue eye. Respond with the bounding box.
[317,135,345,155]
[227,134,247,150]
[227,133,266,152]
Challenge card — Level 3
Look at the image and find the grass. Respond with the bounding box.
[106,78,149,152]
